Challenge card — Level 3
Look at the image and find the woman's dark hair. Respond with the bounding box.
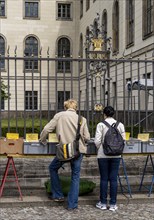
[103,106,115,117]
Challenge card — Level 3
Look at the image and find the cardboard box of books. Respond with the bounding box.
[0,133,23,154]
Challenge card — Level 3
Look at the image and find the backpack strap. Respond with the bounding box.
[103,120,120,128]
[102,120,111,128]
[76,116,82,141]
[114,121,120,128]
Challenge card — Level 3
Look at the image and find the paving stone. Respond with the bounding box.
[0,203,154,220]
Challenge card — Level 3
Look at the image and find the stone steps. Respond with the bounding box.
[0,155,153,197]
[0,193,154,208]
[1,174,152,198]
[0,186,151,200]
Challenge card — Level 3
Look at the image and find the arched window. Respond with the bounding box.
[57,37,71,72]
[93,20,99,38]
[126,0,135,47]
[86,27,90,38]
[80,0,83,18]
[79,33,83,72]
[112,0,119,53]
[0,0,5,17]
[143,0,154,38]
[102,10,108,50]
[85,27,90,51]
[86,0,90,11]
[0,36,5,69]
[24,36,38,70]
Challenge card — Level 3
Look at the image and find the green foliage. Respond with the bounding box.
[125,126,154,138]
[1,118,153,138]
[1,80,11,100]
[1,118,48,137]
[149,132,154,138]
[44,176,96,196]
[88,120,99,137]
[125,126,143,138]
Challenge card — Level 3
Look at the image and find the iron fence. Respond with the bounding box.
[0,53,154,137]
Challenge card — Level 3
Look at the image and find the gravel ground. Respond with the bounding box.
[0,203,154,220]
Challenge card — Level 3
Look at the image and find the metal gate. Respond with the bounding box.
[0,51,154,138]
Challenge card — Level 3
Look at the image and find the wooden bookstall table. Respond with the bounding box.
[138,134,154,196]
[0,134,24,200]
[87,134,154,197]
[0,132,57,200]
[0,132,154,200]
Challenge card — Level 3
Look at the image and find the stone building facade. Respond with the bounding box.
[0,0,154,113]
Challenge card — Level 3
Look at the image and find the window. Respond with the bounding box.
[25,91,38,110]
[126,78,131,91]
[57,37,71,72]
[143,73,151,79]
[86,0,90,11]
[57,2,72,20]
[58,91,70,109]
[80,0,83,18]
[1,97,4,110]
[126,0,135,47]
[79,34,83,72]
[0,36,5,69]
[102,10,108,50]
[24,0,39,18]
[143,0,153,38]
[112,0,119,53]
[86,27,90,50]
[24,36,38,70]
[0,0,5,17]
[93,20,99,38]
[112,82,117,108]
[93,87,96,102]
[101,85,105,102]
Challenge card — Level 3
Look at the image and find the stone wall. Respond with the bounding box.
[0,155,153,192]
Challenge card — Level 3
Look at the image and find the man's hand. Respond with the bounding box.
[39,139,47,146]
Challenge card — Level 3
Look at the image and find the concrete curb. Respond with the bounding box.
[0,193,153,208]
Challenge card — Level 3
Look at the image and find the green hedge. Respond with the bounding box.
[1,118,48,138]
[44,176,96,196]
[125,127,154,138]
[1,126,44,138]
[125,126,143,138]
[1,118,154,138]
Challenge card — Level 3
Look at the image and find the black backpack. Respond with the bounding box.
[102,120,125,156]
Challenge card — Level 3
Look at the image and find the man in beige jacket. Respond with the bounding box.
[39,99,90,211]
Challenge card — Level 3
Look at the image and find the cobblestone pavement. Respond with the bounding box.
[0,203,154,220]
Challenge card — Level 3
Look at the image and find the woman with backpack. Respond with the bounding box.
[94,106,125,212]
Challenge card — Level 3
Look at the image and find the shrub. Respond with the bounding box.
[44,176,96,196]
[1,118,48,138]
[125,126,143,138]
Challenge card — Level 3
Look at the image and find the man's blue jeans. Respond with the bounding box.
[49,154,83,209]
[98,158,121,205]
